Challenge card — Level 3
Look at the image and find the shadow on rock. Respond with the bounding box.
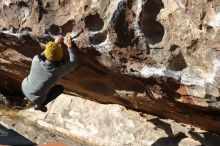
[149,118,174,136]
[149,118,187,146]
[151,132,186,146]
[189,131,220,146]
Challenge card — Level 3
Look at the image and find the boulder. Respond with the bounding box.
[0,0,220,132]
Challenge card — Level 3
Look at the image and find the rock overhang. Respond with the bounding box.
[0,0,220,133]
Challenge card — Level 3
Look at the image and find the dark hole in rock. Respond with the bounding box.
[45,2,50,8]
[130,68,136,72]
[82,47,101,57]
[36,0,45,22]
[2,28,8,31]
[170,45,180,52]
[187,39,198,55]
[18,1,28,7]
[204,94,219,104]
[37,35,53,44]
[48,24,61,36]
[140,0,165,45]
[20,27,32,32]
[207,25,215,35]
[84,5,89,11]
[112,1,134,48]
[85,13,104,31]
[168,52,187,71]
[199,24,203,30]
[217,96,220,101]
[7,26,19,33]
[201,12,206,21]
[120,58,128,63]
[89,32,107,45]
[61,20,75,35]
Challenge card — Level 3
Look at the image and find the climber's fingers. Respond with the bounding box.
[64,34,72,48]
[54,35,64,44]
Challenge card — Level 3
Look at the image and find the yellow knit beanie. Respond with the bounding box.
[45,42,63,61]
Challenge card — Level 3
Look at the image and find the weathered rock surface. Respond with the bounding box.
[20,94,220,146]
[0,115,95,146]
[0,0,220,133]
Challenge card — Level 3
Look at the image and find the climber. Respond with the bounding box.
[21,34,77,112]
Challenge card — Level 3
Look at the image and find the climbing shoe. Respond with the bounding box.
[34,104,48,112]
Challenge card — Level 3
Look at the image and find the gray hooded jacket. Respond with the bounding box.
[22,47,77,102]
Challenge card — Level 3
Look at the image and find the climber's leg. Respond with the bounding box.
[42,85,64,105]
[33,85,64,112]
[33,96,47,112]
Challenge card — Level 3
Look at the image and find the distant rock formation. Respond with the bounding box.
[0,0,220,132]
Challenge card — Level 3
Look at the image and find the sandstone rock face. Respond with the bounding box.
[0,115,93,146]
[20,94,220,146]
[0,0,220,132]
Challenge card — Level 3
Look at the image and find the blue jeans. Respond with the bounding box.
[34,85,64,106]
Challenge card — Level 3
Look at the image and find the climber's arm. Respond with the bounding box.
[60,35,78,73]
